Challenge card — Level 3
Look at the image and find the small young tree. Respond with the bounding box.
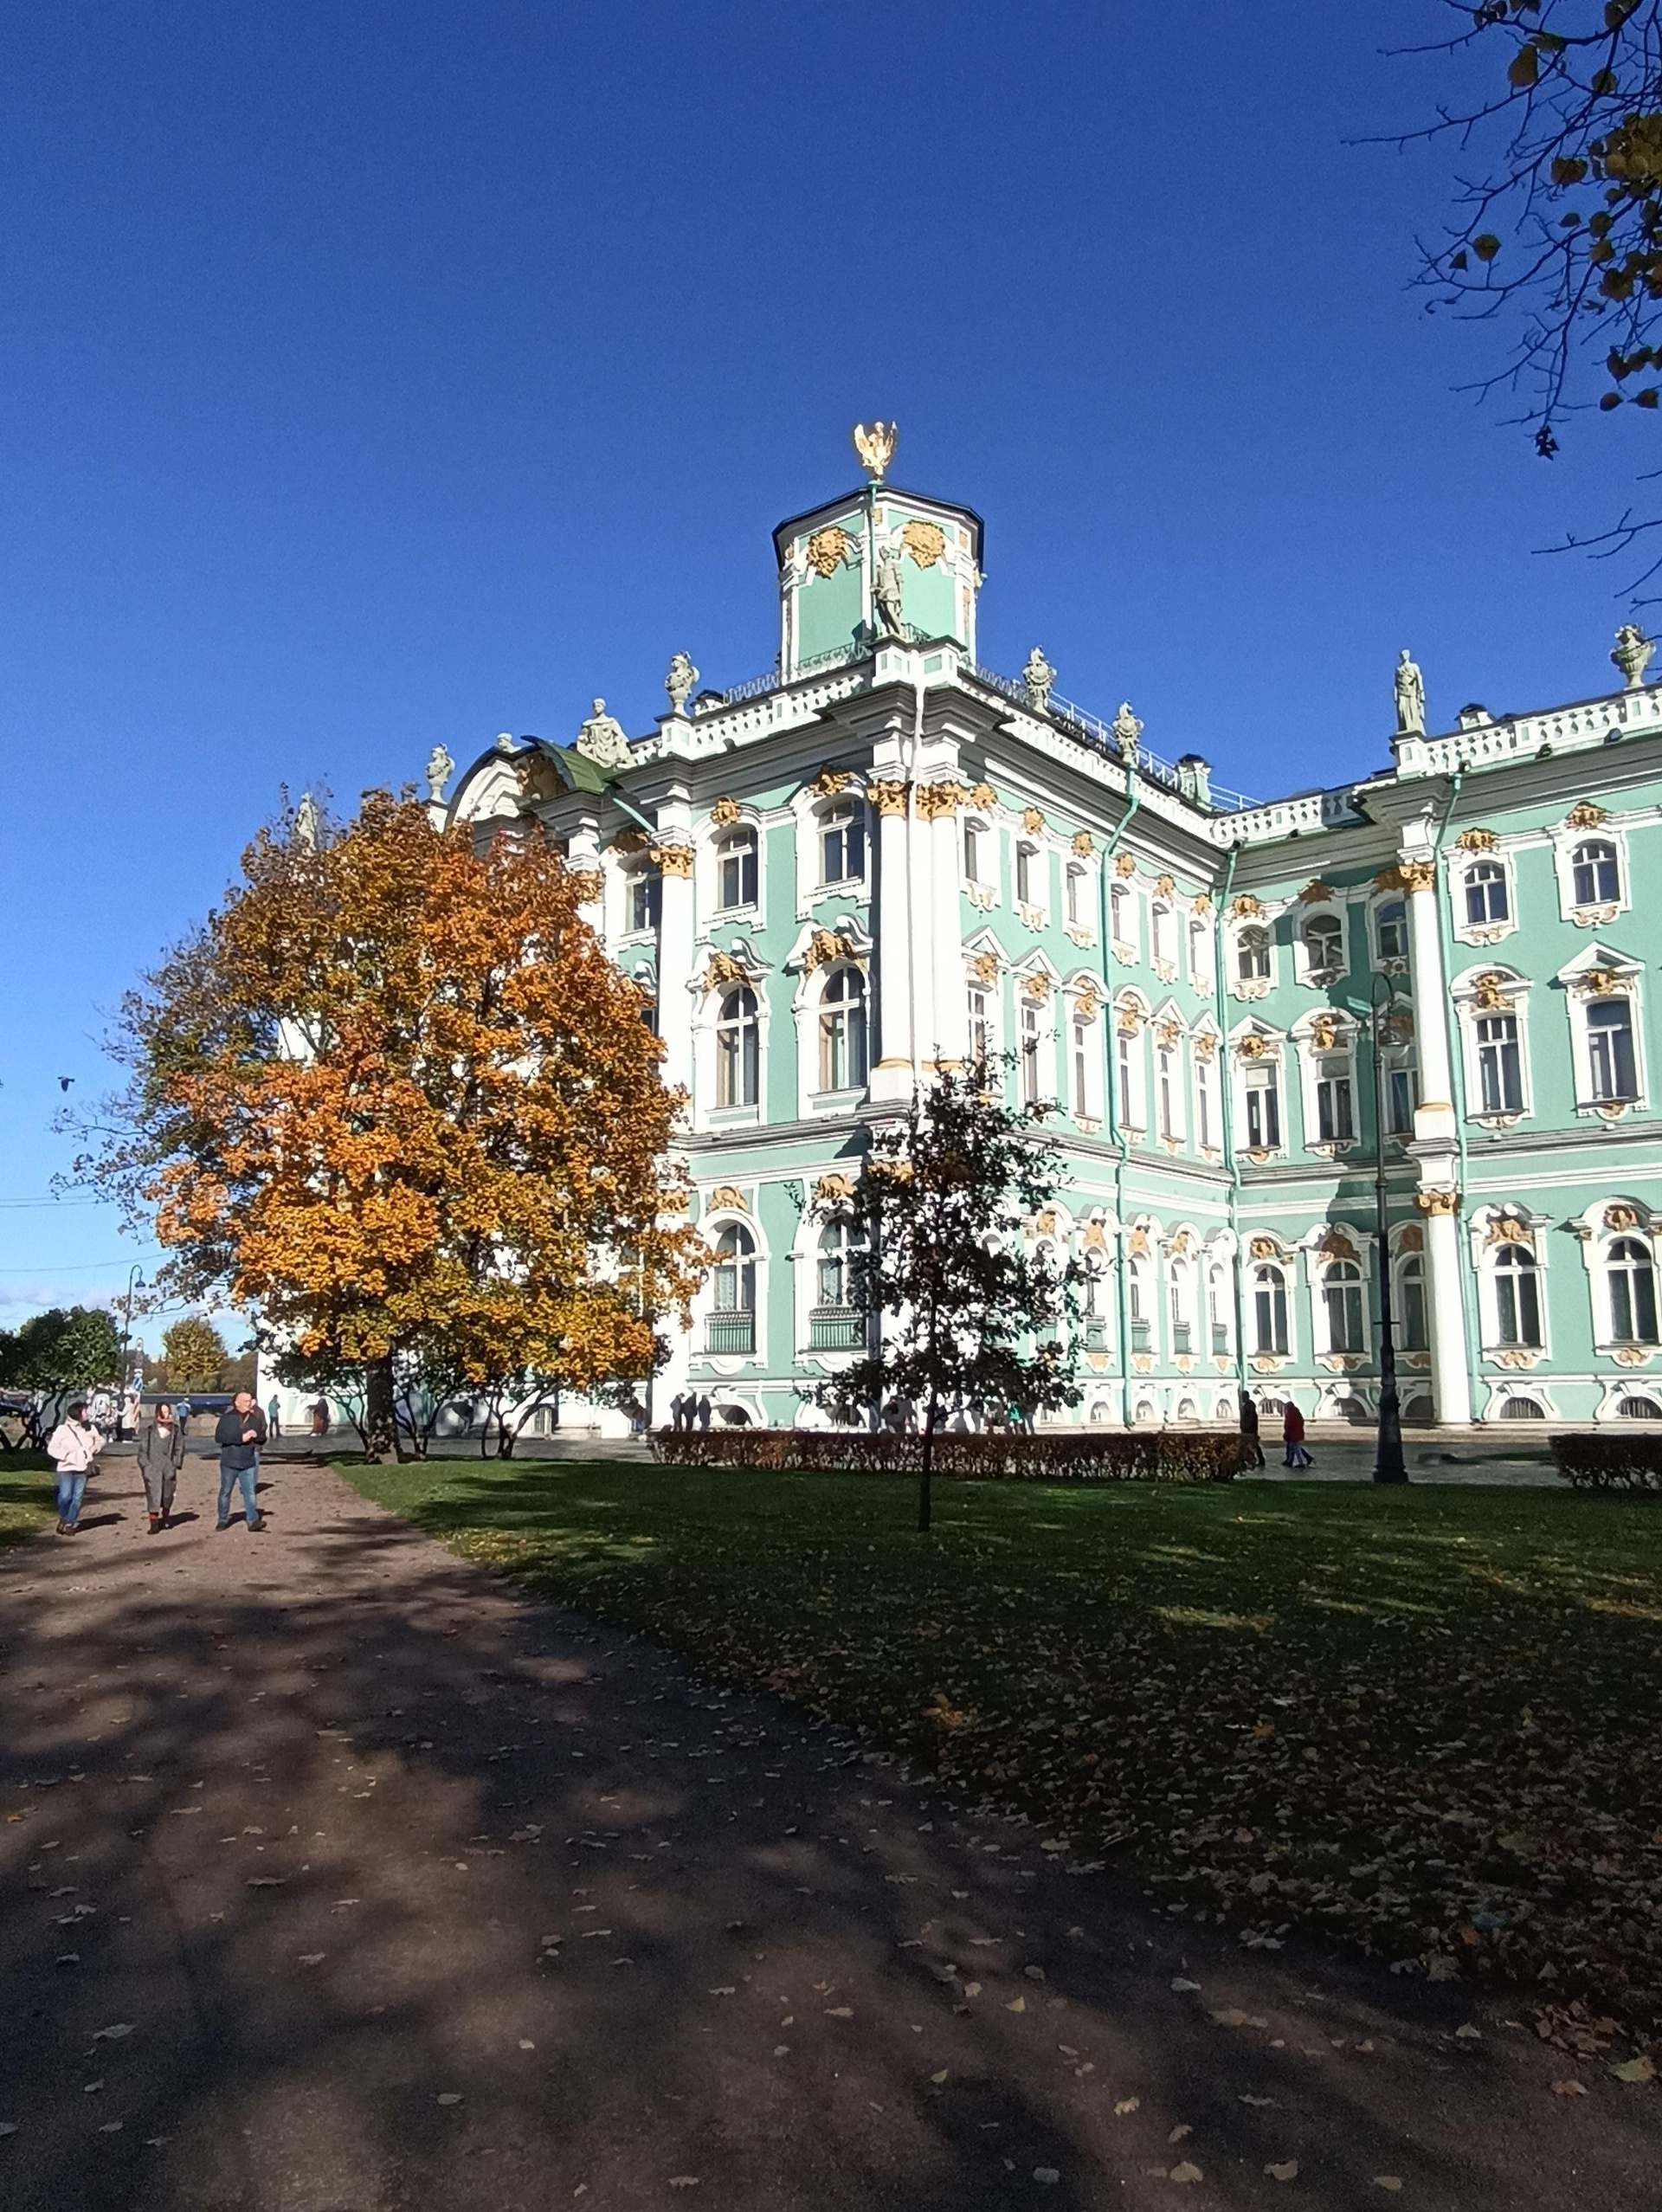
[161,1315,229,1391]
[0,1306,125,1446]
[810,1059,1083,1531]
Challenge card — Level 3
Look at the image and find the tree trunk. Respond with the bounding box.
[364,1353,398,1463]
[918,1390,938,1533]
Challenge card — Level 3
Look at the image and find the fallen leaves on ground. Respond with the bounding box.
[344,1460,1662,2028]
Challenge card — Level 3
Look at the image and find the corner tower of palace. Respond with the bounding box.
[444,450,1662,1438]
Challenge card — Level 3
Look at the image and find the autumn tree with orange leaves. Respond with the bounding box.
[71,792,701,1459]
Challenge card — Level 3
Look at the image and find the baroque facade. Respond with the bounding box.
[445,462,1662,1433]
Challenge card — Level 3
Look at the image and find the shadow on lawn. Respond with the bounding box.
[2,1463,1630,2211]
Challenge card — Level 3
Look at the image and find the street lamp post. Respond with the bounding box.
[118,1265,145,1438]
[1367,976,1408,1485]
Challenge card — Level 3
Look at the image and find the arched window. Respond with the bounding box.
[1494,1245,1542,1347]
[1323,1261,1365,1353]
[1253,1263,1289,1356]
[1572,839,1620,906]
[1020,996,1044,1106]
[818,967,868,1092]
[1015,842,1040,906]
[715,987,760,1108]
[628,866,662,934]
[1237,925,1270,981]
[820,799,866,887]
[1207,1263,1229,1355]
[1082,1254,1107,1349]
[1463,860,1509,926]
[1499,1396,1545,1420]
[1375,898,1408,962]
[1607,1235,1659,1345]
[1169,1260,1193,1356]
[716,828,757,910]
[1619,1396,1662,1419]
[1587,999,1638,1102]
[816,1221,860,1311]
[1304,915,1343,976]
[1397,1253,1427,1351]
[709,1223,757,1353]
[1127,1257,1150,1352]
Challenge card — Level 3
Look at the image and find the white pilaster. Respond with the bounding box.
[869,739,915,1104]
[566,812,605,938]
[1398,822,1471,1424]
[1419,1195,1471,1426]
[927,793,967,1068]
[653,804,696,1102]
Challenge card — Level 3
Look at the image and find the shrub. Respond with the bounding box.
[1550,1431,1662,1493]
[648,1428,1243,1485]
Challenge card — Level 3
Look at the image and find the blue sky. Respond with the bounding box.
[1,0,1653,1333]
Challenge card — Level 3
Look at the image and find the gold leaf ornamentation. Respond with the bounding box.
[970,950,1001,984]
[1398,860,1436,893]
[805,526,852,579]
[970,781,997,811]
[1072,830,1094,856]
[809,766,854,797]
[1605,1203,1642,1232]
[1416,1189,1460,1216]
[1114,852,1137,878]
[1455,828,1498,853]
[705,951,754,990]
[1022,971,1051,999]
[1566,800,1607,829]
[867,778,910,817]
[917,780,969,820]
[650,842,694,879]
[1249,1235,1279,1261]
[1472,971,1513,1013]
[901,518,946,568]
[709,796,741,827]
[1231,893,1261,918]
[1021,806,1046,835]
[707,1186,748,1212]
[815,1173,856,1202]
[1156,874,1175,897]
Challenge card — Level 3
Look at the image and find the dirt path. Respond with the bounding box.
[1,1455,1656,2211]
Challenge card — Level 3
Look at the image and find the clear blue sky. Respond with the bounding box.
[1,0,1652,1332]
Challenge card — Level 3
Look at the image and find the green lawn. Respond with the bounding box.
[0,1453,55,1548]
[340,1456,1662,2025]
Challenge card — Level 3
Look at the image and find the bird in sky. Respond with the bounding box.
[57,1077,74,1091]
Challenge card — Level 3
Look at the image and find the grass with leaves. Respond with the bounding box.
[0,1453,55,1548]
[339,1455,1662,2029]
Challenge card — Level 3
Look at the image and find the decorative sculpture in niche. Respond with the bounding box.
[874,543,906,638]
[576,700,631,769]
[1394,649,1426,735]
[665,652,699,714]
[424,745,454,804]
[1021,647,1056,711]
[1612,622,1655,690]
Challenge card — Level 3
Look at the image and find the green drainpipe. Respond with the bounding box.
[1098,758,1142,1425]
[1428,764,1483,1398]
[1211,842,1246,1395]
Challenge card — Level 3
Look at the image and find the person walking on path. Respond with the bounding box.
[1282,1398,1312,1470]
[137,1401,185,1532]
[215,1390,268,1532]
[309,1396,330,1439]
[1239,1391,1265,1468]
[45,1398,103,1535]
[266,1393,283,1440]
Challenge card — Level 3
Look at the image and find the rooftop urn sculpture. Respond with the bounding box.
[1394,648,1426,736]
[665,651,699,716]
[1021,647,1056,712]
[575,699,632,769]
[1611,622,1655,691]
[424,744,454,803]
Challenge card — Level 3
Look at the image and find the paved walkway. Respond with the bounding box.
[1,1459,1653,2212]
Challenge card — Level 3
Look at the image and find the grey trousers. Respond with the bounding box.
[140,1460,178,1516]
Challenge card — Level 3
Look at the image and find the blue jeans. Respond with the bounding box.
[217,1458,260,1526]
[54,1470,87,1526]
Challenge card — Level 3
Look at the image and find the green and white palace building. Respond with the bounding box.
[441,440,1662,1436]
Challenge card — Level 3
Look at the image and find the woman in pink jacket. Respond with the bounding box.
[46,1398,104,1534]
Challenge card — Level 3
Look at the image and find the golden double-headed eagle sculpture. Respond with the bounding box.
[852,421,898,482]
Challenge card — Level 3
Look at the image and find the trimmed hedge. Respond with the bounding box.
[648,1428,1244,1485]
[1550,1430,1662,1493]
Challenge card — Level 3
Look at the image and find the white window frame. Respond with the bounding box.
[1231,920,1274,996]
[1234,1035,1285,1155]
[1296,905,1347,986]
[790,780,871,918]
[1552,818,1631,926]
[1453,854,1517,947]
[1471,1214,1549,1357]
[1109,880,1137,960]
[814,964,870,1100]
[1113,1003,1148,1134]
[1318,1257,1368,1357]
[1250,1260,1292,1358]
[1187,912,1212,990]
[1068,996,1103,1125]
[1568,981,1648,1113]
[710,821,761,917]
[1371,891,1410,971]
[1015,840,1048,922]
[1453,971,1534,1124]
[698,1206,767,1364]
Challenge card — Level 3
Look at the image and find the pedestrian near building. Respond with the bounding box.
[46,1399,103,1535]
[1282,1399,1312,1471]
[137,1402,185,1532]
[310,1397,330,1439]
[215,1390,268,1532]
[267,1393,282,1440]
[1239,1391,1265,1469]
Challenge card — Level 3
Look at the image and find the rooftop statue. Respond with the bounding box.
[575,698,632,770]
[873,543,905,639]
[665,651,699,715]
[424,743,454,803]
[1022,647,1056,713]
[293,791,320,849]
[1111,702,1143,761]
[852,420,899,483]
[1394,648,1426,737]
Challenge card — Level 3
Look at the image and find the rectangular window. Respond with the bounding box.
[1116,1030,1137,1127]
[1157,1047,1176,1140]
[1495,1260,1542,1347]
[1066,865,1084,925]
[1245,1070,1280,1150]
[1476,1015,1523,1113]
[1073,1020,1092,1119]
[821,803,866,886]
[1015,844,1036,906]
[963,820,981,882]
[1388,1066,1419,1136]
[1316,1066,1354,1143]
[717,838,757,910]
[629,871,661,933]
[1189,917,1208,983]
[968,987,990,1066]
[1111,883,1131,949]
[1195,1055,1213,1149]
[1588,1003,1638,1102]
[1021,1002,1042,1106]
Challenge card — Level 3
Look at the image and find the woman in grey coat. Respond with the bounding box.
[138,1403,186,1532]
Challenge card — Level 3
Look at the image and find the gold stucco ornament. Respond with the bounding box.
[805,526,851,579]
[901,517,945,567]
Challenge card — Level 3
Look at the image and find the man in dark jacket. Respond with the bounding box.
[215,1390,268,1532]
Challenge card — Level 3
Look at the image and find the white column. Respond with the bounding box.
[652,811,696,1101]
[927,787,968,1069]
[869,774,915,1103]
[566,812,605,939]
[907,784,937,1069]
[1398,828,1471,1426]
